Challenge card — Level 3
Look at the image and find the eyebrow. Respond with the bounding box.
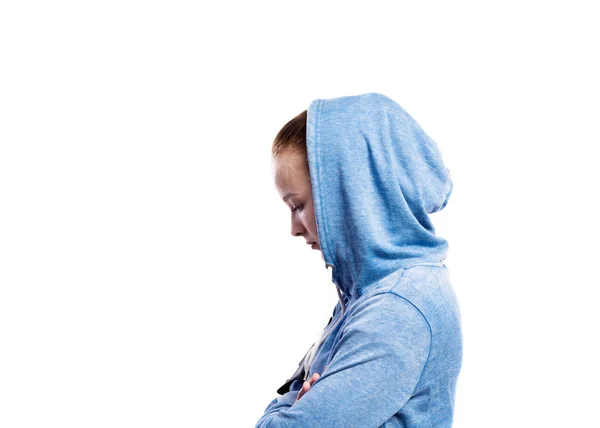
[283,192,298,203]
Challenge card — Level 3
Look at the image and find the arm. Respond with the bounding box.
[255,302,342,425]
[254,292,431,428]
[256,379,303,423]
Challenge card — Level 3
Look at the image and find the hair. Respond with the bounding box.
[271,110,307,159]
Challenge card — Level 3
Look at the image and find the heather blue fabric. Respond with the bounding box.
[256,93,462,427]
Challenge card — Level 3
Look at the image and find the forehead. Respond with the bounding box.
[272,152,311,193]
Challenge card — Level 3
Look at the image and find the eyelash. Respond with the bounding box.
[292,204,304,213]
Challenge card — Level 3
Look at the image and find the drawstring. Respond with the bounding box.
[302,284,346,381]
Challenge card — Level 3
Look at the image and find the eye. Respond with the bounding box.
[292,204,304,213]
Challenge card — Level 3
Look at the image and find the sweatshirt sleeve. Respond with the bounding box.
[254,292,431,428]
[256,302,342,424]
[256,379,303,423]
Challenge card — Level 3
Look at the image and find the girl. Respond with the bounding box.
[256,92,462,428]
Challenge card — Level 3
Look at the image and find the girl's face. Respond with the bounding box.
[272,151,323,259]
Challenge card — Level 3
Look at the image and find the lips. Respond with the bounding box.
[306,241,320,250]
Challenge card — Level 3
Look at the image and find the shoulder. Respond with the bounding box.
[342,290,432,343]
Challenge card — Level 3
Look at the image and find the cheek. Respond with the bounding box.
[307,206,318,231]
[310,202,317,221]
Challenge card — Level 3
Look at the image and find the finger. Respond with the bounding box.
[297,380,310,401]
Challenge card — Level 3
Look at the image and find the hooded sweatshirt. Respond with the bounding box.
[256,92,462,428]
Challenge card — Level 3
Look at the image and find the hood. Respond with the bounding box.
[306,92,453,301]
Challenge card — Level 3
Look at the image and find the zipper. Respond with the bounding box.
[302,268,347,381]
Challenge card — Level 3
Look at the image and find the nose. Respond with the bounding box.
[290,215,306,239]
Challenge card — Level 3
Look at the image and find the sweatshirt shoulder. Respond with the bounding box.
[347,286,432,337]
[354,265,451,326]
[388,265,461,332]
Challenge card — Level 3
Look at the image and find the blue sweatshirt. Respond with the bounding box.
[256,93,462,427]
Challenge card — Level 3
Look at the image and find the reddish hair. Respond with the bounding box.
[271,110,307,159]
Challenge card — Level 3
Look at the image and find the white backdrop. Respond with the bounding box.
[1,1,599,427]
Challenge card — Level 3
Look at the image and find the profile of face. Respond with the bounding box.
[272,151,324,260]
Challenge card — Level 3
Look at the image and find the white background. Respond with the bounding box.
[1,1,599,427]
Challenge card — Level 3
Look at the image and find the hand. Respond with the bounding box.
[296,365,328,402]
[296,372,320,401]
